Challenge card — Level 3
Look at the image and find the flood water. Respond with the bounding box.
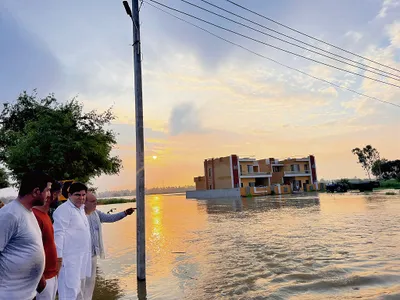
[94,191,400,300]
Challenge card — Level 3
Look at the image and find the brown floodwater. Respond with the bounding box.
[93,191,400,300]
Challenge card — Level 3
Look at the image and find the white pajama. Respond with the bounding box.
[83,256,97,300]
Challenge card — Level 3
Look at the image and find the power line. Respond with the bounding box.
[198,0,400,80]
[180,0,400,82]
[148,0,400,89]
[225,0,400,73]
[145,1,400,108]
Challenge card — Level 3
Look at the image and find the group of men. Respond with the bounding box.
[0,171,135,300]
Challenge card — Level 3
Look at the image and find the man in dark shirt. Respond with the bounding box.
[48,181,62,223]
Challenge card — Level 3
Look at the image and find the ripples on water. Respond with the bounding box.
[96,191,400,300]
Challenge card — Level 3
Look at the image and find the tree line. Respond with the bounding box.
[352,145,399,181]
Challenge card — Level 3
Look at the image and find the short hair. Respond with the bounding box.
[61,181,73,199]
[68,182,88,195]
[51,181,62,193]
[18,171,54,197]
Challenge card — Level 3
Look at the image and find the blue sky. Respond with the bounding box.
[1,0,400,193]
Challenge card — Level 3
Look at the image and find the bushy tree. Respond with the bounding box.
[372,159,400,181]
[352,145,380,180]
[0,91,122,183]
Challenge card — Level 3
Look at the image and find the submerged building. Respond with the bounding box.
[190,154,319,198]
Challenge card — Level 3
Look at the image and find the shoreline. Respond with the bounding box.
[97,198,136,205]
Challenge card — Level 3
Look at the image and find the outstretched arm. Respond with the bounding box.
[97,208,135,223]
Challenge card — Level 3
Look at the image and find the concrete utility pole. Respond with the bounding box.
[123,0,146,281]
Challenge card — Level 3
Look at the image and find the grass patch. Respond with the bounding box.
[379,179,400,189]
[97,198,136,205]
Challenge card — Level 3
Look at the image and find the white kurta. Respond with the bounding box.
[53,200,91,299]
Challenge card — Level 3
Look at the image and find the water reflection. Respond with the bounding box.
[137,281,147,300]
[93,268,148,300]
[92,268,124,299]
[96,192,400,299]
[201,195,321,214]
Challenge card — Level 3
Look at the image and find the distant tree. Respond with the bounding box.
[0,91,122,183]
[372,159,387,179]
[338,178,351,189]
[372,159,400,181]
[352,145,380,181]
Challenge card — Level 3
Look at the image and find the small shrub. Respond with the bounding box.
[385,192,396,196]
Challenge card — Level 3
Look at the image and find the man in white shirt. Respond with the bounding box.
[83,192,135,299]
[0,171,53,300]
[53,182,91,300]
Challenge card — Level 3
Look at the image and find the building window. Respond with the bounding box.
[240,183,243,188]
[209,184,212,190]
[247,165,253,173]
[273,166,280,172]
[240,164,242,174]
[304,164,309,172]
[249,182,255,187]
[208,168,212,177]
[291,164,300,172]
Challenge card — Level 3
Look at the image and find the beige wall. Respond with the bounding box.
[283,159,310,173]
[241,177,255,187]
[239,161,258,175]
[205,156,233,190]
[257,159,272,173]
[271,171,284,184]
[240,186,271,196]
[194,176,206,191]
[294,176,311,183]
[273,184,292,194]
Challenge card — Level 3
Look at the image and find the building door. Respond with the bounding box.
[293,180,301,191]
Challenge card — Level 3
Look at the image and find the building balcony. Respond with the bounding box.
[240,172,272,178]
[284,170,311,176]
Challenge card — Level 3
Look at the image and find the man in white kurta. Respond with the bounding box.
[53,182,91,300]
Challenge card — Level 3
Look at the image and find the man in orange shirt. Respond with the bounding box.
[33,189,59,300]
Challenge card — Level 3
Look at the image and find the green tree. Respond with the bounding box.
[372,159,400,181]
[352,145,380,181]
[0,167,10,189]
[0,91,122,183]
[338,178,351,189]
[372,159,386,179]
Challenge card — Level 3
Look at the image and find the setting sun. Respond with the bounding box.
[152,155,158,160]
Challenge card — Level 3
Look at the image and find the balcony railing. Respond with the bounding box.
[240,171,271,176]
[284,170,310,175]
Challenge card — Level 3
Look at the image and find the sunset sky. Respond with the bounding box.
[1,0,400,193]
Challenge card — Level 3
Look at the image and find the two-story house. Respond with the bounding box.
[194,154,317,192]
